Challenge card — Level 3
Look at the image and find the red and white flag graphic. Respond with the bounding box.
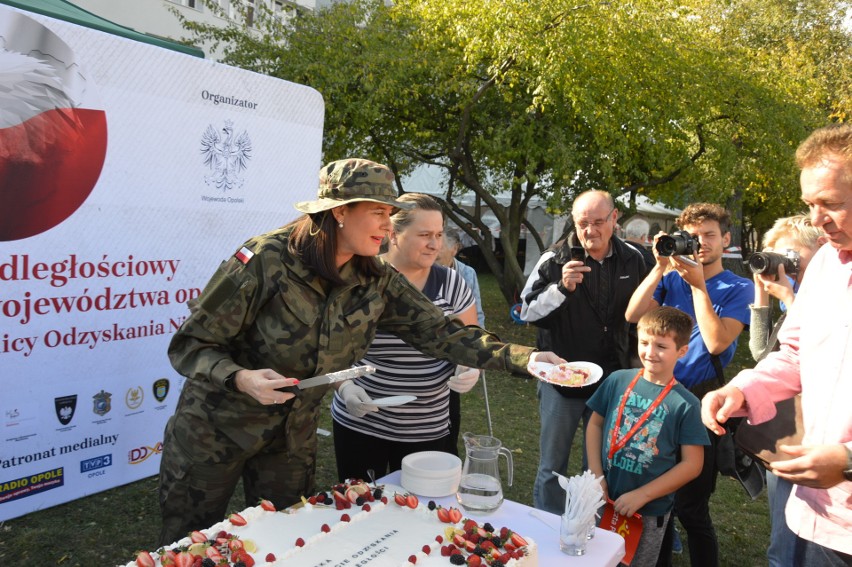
[235,246,255,264]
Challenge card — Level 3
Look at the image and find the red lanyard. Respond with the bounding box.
[608,370,676,462]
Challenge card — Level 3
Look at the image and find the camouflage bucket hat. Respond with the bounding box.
[295,158,414,214]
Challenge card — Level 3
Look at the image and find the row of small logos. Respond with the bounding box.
[5,378,172,428]
[0,444,162,506]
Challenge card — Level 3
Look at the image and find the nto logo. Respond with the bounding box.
[128,442,163,465]
[0,12,107,241]
[201,120,252,192]
[92,390,111,416]
[125,386,143,410]
[54,394,77,425]
[152,378,170,403]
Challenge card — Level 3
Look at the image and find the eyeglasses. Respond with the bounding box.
[574,207,615,231]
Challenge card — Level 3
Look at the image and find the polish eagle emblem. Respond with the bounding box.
[201,119,252,191]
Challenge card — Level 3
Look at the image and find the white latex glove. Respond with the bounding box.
[448,365,480,394]
[337,381,378,418]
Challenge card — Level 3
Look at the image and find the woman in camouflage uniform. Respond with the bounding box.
[158,158,562,544]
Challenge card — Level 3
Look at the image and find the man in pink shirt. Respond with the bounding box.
[702,123,852,564]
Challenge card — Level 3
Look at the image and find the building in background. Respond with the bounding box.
[617,194,682,245]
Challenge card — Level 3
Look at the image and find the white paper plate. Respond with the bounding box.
[371,395,417,407]
[401,452,461,497]
[401,475,460,498]
[527,360,603,388]
[401,451,462,478]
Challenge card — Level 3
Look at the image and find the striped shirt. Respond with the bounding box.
[331,264,474,442]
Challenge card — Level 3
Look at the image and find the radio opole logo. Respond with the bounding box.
[0,467,64,504]
[0,13,107,242]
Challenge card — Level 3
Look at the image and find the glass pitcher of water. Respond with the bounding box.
[456,432,513,513]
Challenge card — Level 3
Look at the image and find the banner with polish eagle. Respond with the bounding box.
[0,4,323,521]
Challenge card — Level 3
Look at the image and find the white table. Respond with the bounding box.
[378,471,625,567]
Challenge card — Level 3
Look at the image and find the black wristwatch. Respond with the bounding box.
[844,445,852,482]
[224,374,238,392]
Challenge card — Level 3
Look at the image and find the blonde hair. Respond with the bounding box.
[762,214,822,251]
[795,124,852,182]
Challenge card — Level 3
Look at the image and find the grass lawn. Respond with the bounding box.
[0,273,771,566]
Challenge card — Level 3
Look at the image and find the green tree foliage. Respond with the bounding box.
[179,0,849,303]
[689,0,852,244]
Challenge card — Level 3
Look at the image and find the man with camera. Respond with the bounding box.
[703,124,852,565]
[520,190,649,514]
[625,203,754,567]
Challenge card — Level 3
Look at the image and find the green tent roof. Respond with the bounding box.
[1,0,205,58]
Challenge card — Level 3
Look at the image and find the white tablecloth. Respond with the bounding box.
[378,471,625,567]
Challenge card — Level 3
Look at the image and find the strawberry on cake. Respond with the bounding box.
[125,481,537,567]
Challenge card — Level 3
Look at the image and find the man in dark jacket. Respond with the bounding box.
[521,190,649,514]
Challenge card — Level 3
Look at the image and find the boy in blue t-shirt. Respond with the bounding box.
[587,306,710,567]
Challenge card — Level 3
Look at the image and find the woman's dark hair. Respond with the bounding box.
[286,206,383,285]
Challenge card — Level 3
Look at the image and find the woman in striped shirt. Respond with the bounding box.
[331,193,481,481]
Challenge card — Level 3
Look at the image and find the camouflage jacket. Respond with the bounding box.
[168,226,534,449]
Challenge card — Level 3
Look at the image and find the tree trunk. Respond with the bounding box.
[724,189,747,278]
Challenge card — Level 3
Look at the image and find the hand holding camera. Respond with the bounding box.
[651,230,703,286]
[654,230,700,265]
[652,230,700,266]
[748,249,800,278]
[749,249,800,308]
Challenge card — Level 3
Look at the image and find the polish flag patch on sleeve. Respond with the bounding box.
[234,246,255,265]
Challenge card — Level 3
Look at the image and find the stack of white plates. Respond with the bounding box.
[400,451,462,497]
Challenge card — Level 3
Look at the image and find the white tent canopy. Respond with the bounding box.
[618,193,682,217]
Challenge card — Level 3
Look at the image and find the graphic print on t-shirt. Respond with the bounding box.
[609,391,668,474]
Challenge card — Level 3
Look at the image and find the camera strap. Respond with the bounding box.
[711,354,725,388]
[763,311,787,361]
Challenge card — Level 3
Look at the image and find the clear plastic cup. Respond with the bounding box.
[560,515,589,556]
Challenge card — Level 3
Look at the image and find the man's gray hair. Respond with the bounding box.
[624,218,650,240]
[443,229,461,248]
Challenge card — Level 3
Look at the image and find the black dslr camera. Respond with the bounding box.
[655,230,700,257]
[747,249,800,278]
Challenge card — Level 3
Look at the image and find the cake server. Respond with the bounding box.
[297,365,376,389]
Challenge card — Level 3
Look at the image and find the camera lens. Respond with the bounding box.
[655,231,697,257]
[748,253,771,274]
[655,236,678,256]
[748,251,800,277]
